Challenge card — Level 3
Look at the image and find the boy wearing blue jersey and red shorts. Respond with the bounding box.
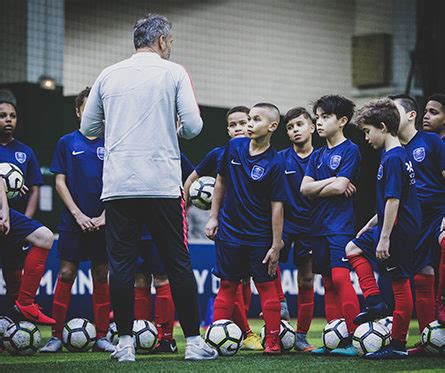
[300,95,361,356]
[205,103,286,355]
[41,88,114,353]
[0,89,44,305]
[278,107,316,352]
[348,98,421,359]
[184,106,264,350]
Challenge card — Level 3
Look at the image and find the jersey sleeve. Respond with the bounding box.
[270,161,287,202]
[336,144,361,180]
[195,148,219,176]
[26,150,44,187]
[383,156,403,200]
[50,138,67,175]
[180,153,194,183]
[304,151,318,179]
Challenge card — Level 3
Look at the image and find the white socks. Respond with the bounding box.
[186,335,202,345]
[118,335,133,348]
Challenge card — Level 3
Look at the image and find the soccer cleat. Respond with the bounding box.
[154,339,178,353]
[184,337,218,361]
[93,337,116,352]
[110,344,135,363]
[280,300,290,321]
[14,302,56,325]
[40,336,63,353]
[437,302,445,324]
[242,332,263,350]
[364,341,408,360]
[311,346,331,355]
[330,344,359,357]
[294,332,316,352]
[407,341,427,356]
[263,334,281,355]
[353,299,388,325]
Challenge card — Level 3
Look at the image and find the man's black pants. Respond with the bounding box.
[105,198,199,337]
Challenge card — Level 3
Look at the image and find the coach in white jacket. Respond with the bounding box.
[80,14,217,362]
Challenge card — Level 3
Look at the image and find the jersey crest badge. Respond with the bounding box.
[97,147,105,160]
[377,164,383,180]
[15,151,27,164]
[412,147,425,162]
[251,165,265,180]
[329,155,341,170]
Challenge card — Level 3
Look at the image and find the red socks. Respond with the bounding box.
[296,285,314,334]
[155,283,175,341]
[92,279,110,339]
[3,268,22,303]
[437,238,445,304]
[414,273,435,333]
[331,267,360,333]
[323,275,342,322]
[348,255,380,298]
[52,276,74,339]
[17,246,50,306]
[391,278,413,343]
[274,267,285,302]
[255,281,280,343]
[214,280,239,320]
[232,284,251,335]
[242,280,252,314]
[134,287,152,320]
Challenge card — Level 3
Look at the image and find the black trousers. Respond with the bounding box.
[105,198,199,337]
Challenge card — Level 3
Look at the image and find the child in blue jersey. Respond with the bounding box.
[422,93,445,325]
[184,106,264,351]
[350,98,421,359]
[0,89,44,305]
[279,107,316,352]
[41,88,114,353]
[300,95,361,356]
[205,103,286,355]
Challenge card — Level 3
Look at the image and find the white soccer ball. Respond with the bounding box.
[421,320,445,354]
[133,320,158,354]
[3,321,41,355]
[0,315,13,343]
[0,162,24,199]
[62,318,96,352]
[260,320,296,352]
[189,176,215,210]
[106,322,119,345]
[204,319,243,356]
[377,316,393,333]
[352,321,391,355]
[322,318,349,350]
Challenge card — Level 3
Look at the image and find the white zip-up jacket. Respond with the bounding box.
[80,52,202,200]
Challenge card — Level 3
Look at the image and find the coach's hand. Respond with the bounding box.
[263,241,284,276]
[376,237,390,261]
[73,211,95,232]
[205,217,218,240]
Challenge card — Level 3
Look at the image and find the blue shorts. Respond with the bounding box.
[213,240,276,283]
[136,239,167,276]
[57,229,107,262]
[311,234,352,275]
[352,226,379,265]
[281,232,312,265]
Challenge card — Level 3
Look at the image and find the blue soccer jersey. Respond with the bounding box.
[0,139,43,213]
[278,146,312,235]
[404,131,445,205]
[195,146,224,177]
[376,147,421,238]
[304,139,361,236]
[50,130,104,232]
[216,137,287,246]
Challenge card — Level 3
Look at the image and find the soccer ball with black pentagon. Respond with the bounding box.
[204,319,243,356]
[322,318,348,350]
[260,320,295,352]
[421,320,445,354]
[0,162,24,199]
[3,321,41,355]
[106,321,119,345]
[377,316,393,333]
[62,318,96,352]
[0,315,13,345]
[189,176,215,210]
[132,320,158,353]
[352,321,390,355]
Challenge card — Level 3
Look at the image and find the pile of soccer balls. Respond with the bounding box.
[107,319,158,353]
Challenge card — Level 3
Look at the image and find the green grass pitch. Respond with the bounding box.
[1,319,443,372]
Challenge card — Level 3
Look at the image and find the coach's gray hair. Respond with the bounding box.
[133,14,172,49]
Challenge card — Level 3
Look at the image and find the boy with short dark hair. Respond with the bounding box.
[205,103,286,355]
[423,93,445,139]
[300,95,361,356]
[350,98,421,359]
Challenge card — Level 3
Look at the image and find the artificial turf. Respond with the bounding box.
[1,319,443,372]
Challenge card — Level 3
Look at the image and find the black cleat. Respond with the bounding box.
[154,339,178,353]
[354,296,388,325]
